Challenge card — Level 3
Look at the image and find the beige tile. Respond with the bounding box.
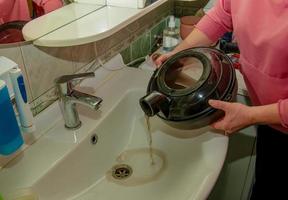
[8,0,172,115]
[30,87,58,116]
[174,0,208,17]
[20,44,74,99]
[0,43,33,103]
[137,1,171,27]
[0,45,24,67]
[71,42,97,72]
[95,21,140,57]
[31,58,101,116]
[128,2,171,40]
[75,58,100,74]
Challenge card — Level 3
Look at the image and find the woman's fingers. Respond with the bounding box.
[154,55,168,67]
[152,52,175,67]
[208,99,228,111]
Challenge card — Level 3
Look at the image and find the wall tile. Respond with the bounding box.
[31,59,101,115]
[95,1,172,58]
[0,45,24,68]
[174,0,209,17]
[74,58,101,75]
[20,44,74,100]
[131,32,151,61]
[0,0,173,116]
[150,19,167,53]
[141,1,172,25]
[0,43,33,103]
[30,87,58,116]
[71,42,97,72]
[151,19,167,39]
[120,46,131,64]
[95,21,139,57]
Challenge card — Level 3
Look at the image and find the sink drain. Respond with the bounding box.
[111,164,133,180]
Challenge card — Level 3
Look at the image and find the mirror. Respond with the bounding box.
[0,0,106,46]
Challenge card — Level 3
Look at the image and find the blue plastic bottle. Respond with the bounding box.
[0,80,23,155]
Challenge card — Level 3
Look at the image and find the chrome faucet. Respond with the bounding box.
[55,72,102,129]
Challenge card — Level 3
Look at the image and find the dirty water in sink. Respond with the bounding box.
[106,114,167,186]
[106,148,166,186]
[111,164,133,180]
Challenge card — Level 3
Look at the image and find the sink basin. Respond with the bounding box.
[30,89,227,200]
[0,68,228,200]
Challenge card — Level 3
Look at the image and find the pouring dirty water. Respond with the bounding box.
[145,115,155,165]
[106,114,167,186]
[106,147,166,186]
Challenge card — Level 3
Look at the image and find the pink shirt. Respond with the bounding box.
[196,0,288,132]
[33,0,63,14]
[0,0,31,24]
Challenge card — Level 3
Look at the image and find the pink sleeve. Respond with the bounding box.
[278,99,288,128]
[195,0,233,42]
[33,0,63,14]
[0,0,31,23]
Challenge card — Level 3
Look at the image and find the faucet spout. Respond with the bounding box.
[70,90,102,110]
[55,72,102,130]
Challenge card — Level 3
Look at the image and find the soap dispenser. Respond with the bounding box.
[163,15,180,52]
[0,80,23,155]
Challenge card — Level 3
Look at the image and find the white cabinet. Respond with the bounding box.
[208,94,256,200]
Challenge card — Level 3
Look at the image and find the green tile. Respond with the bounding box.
[151,19,167,38]
[151,19,166,53]
[175,17,180,28]
[127,57,146,68]
[120,46,131,64]
[131,32,151,61]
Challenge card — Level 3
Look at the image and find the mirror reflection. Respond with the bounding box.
[0,0,67,44]
[0,0,160,46]
[0,0,106,45]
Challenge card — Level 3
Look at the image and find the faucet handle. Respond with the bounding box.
[55,72,95,84]
[55,72,95,95]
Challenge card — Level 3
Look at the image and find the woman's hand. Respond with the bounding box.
[153,52,175,67]
[208,100,255,135]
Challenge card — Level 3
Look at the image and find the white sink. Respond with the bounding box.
[0,68,228,200]
[32,89,227,200]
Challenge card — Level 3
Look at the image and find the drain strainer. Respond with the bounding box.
[111,164,133,180]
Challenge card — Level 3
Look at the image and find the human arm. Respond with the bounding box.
[155,0,233,66]
[208,100,281,134]
[155,28,214,66]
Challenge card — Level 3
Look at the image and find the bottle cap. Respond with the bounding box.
[168,16,176,28]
